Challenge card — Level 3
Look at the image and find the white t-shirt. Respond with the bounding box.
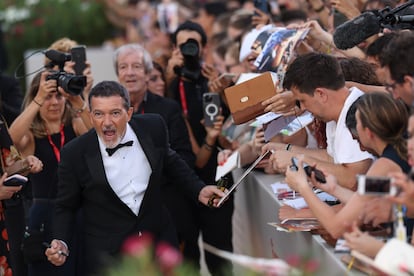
[326,87,374,164]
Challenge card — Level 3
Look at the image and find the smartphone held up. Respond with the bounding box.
[203,93,221,127]
[71,45,87,75]
[357,175,398,196]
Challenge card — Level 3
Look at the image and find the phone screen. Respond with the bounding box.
[365,177,391,194]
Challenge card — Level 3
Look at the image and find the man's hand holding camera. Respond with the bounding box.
[166,48,185,85]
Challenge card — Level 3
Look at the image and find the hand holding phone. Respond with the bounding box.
[357,175,397,196]
[291,157,326,183]
[203,93,221,127]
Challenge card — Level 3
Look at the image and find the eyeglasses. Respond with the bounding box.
[385,81,398,93]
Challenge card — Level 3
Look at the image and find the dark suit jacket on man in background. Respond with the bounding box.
[136,91,195,166]
[52,114,205,275]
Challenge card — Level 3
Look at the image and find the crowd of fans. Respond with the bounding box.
[0,0,414,275]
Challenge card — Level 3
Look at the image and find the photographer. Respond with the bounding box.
[8,37,93,275]
[44,37,94,129]
[166,20,233,276]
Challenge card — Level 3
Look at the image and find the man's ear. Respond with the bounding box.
[127,107,133,121]
[314,87,328,102]
[404,75,414,89]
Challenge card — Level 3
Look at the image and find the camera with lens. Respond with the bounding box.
[46,71,86,96]
[44,49,87,96]
[174,38,202,81]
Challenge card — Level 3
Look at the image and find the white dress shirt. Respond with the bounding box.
[98,124,152,215]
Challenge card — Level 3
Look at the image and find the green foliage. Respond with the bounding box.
[0,0,112,76]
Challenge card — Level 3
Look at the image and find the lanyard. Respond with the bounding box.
[138,104,145,114]
[179,78,188,116]
[46,124,65,162]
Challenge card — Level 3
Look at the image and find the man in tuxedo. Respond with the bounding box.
[45,81,225,275]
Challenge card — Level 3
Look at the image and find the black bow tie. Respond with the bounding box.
[106,140,133,156]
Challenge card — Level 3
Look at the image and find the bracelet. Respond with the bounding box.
[285,143,292,151]
[33,99,43,107]
[314,4,325,13]
[203,142,214,151]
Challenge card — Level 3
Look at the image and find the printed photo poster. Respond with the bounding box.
[254,27,309,74]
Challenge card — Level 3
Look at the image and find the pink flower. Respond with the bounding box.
[285,255,301,267]
[155,241,183,274]
[121,232,153,256]
[13,24,24,36]
[304,259,319,273]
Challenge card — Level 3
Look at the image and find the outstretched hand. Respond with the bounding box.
[199,185,227,207]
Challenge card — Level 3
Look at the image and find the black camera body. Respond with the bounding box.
[46,71,86,96]
[44,49,87,95]
[174,38,202,81]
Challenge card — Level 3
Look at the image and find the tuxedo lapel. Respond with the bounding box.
[84,132,107,185]
[128,119,160,174]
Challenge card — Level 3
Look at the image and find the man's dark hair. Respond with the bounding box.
[338,57,381,85]
[345,97,361,138]
[283,53,345,95]
[380,30,414,83]
[88,81,130,111]
[172,20,207,47]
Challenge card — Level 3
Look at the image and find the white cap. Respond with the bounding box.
[239,24,273,62]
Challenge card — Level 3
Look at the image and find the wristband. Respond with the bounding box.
[203,142,214,151]
[285,144,292,151]
[33,99,43,107]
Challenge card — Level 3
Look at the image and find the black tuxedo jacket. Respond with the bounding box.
[53,114,205,273]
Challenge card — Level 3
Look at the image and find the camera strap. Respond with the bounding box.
[179,78,188,117]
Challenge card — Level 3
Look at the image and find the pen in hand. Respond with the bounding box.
[43,242,69,257]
